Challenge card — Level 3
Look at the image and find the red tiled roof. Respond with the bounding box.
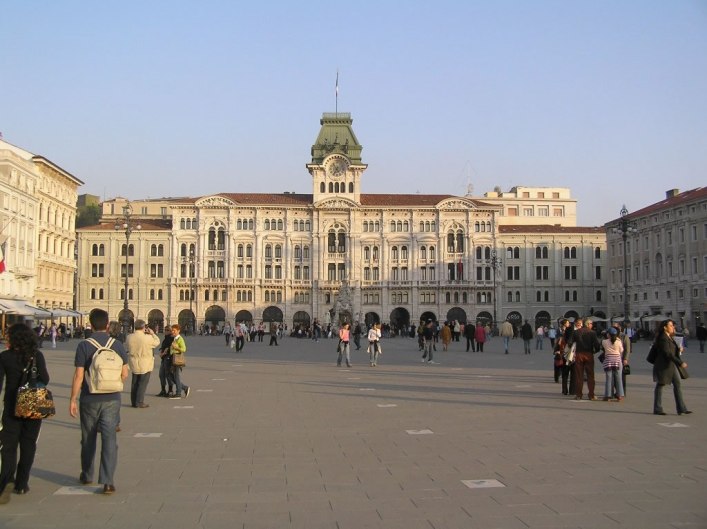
[500,225,604,234]
[608,187,707,223]
[217,193,313,206]
[78,220,173,231]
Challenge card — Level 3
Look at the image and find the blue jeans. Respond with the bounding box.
[79,399,120,485]
[172,366,188,396]
[604,367,624,398]
[337,342,350,366]
[503,336,510,352]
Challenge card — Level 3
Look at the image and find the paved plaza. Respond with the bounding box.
[0,333,705,529]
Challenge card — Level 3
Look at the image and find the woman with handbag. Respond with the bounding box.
[0,324,50,503]
[168,324,190,399]
[653,319,691,416]
[601,328,624,401]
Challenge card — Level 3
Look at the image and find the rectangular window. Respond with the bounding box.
[507,207,518,217]
[595,266,601,280]
[553,207,563,217]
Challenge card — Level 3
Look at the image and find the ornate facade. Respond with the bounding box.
[0,139,82,317]
[76,112,607,332]
[606,188,707,330]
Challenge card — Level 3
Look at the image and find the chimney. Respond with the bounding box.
[666,189,680,199]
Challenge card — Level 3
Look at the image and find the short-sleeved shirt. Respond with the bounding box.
[74,331,128,403]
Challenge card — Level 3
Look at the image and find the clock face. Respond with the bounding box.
[328,159,347,178]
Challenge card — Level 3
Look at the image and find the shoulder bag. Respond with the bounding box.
[15,357,56,420]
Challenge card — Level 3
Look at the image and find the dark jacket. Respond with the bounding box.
[0,349,50,414]
[570,327,601,354]
[520,323,534,340]
[653,333,683,385]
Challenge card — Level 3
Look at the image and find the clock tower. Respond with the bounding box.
[307,112,367,204]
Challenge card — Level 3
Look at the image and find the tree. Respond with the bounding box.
[76,204,101,228]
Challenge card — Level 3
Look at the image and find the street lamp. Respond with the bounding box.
[114,202,141,335]
[184,248,196,335]
[612,205,637,327]
[486,249,502,330]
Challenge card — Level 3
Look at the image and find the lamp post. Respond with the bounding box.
[612,205,637,327]
[185,248,196,335]
[114,202,141,335]
[486,249,502,330]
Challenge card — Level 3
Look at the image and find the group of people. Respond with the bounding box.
[0,309,698,505]
[550,316,692,415]
[335,322,382,367]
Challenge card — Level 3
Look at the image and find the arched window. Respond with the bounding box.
[208,228,216,249]
[237,244,244,257]
[217,229,225,250]
[401,246,408,259]
[158,244,164,256]
[535,247,542,259]
[571,247,577,258]
[419,221,425,232]
[474,222,480,232]
[277,219,283,230]
[456,231,464,251]
[265,244,272,258]
[320,182,325,193]
[275,244,282,258]
[397,221,403,232]
[151,244,157,256]
[372,246,379,260]
[246,244,252,258]
[391,246,398,260]
[445,292,451,303]
[507,291,513,302]
[430,246,435,260]
[594,247,601,259]
[237,219,242,230]
[329,182,333,193]
[92,244,98,256]
[264,219,270,230]
[180,219,186,229]
[420,246,427,259]
[349,182,354,193]
[390,221,396,232]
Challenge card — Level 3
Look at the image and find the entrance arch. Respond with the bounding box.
[262,306,283,323]
[419,311,437,323]
[446,307,467,324]
[506,311,523,330]
[476,311,493,325]
[535,311,551,328]
[147,309,164,332]
[564,310,580,322]
[235,310,253,324]
[390,307,410,333]
[292,311,310,328]
[178,309,195,334]
[364,312,380,327]
[204,305,226,333]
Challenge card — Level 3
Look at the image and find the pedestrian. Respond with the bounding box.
[440,322,452,351]
[269,322,279,346]
[337,323,351,367]
[156,328,174,397]
[0,324,51,502]
[464,321,476,352]
[353,322,362,350]
[70,308,129,495]
[168,324,190,400]
[125,320,160,409]
[474,322,486,352]
[569,318,601,401]
[500,319,513,354]
[521,320,533,354]
[535,325,545,350]
[368,323,382,366]
[652,319,691,416]
[601,327,624,402]
[696,322,707,354]
[49,323,58,349]
[421,320,435,363]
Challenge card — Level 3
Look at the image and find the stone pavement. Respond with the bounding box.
[1,334,705,529]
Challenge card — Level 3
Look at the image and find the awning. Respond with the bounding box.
[40,308,83,318]
[0,300,53,317]
[641,314,667,323]
[587,316,609,323]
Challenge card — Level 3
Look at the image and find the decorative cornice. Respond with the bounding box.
[195,196,236,208]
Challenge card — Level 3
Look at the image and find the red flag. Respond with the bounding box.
[457,257,463,279]
[0,242,6,274]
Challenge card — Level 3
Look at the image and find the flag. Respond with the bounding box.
[0,241,6,274]
[457,256,463,279]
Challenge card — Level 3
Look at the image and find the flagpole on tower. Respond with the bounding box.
[335,69,339,117]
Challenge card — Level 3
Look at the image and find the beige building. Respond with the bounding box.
[0,139,82,320]
[76,112,607,332]
[606,188,707,331]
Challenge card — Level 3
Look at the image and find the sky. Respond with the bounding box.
[1,1,706,226]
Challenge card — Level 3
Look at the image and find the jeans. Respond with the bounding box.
[654,370,688,414]
[130,372,151,406]
[80,399,121,485]
[172,366,189,397]
[699,340,705,354]
[422,339,434,362]
[369,341,380,365]
[503,336,510,353]
[604,367,624,398]
[523,339,531,354]
[354,335,361,350]
[466,336,475,352]
[536,336,543,350]
[159,358,174,392]
[337,342,351,366]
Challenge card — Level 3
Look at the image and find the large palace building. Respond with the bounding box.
[76,112,607,332]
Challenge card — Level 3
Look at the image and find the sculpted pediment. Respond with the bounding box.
[437,198,475,210]
[195,195,236,208]
[315,197,359,210]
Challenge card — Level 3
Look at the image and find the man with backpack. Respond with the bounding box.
[69,308,128,495]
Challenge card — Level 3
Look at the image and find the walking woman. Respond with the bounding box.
[368,323,382,366]
[168,324,190,399]
[0,324,50,503]
[337,323,351,367]
[653,319,691,416]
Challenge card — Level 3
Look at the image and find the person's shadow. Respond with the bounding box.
[29,467,78,486]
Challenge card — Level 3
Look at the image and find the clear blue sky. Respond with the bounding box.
[2,1,705,226]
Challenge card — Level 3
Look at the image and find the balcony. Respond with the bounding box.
[206,250,225,258]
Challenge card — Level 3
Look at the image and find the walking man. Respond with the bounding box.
[500,319,514,354]
[521,320,533,354]
[125,320,160,408]
[69,308,128,494]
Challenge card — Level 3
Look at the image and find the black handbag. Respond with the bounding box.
[623,364,631,375]
[677,364,689,380]
[15,357,55,420]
